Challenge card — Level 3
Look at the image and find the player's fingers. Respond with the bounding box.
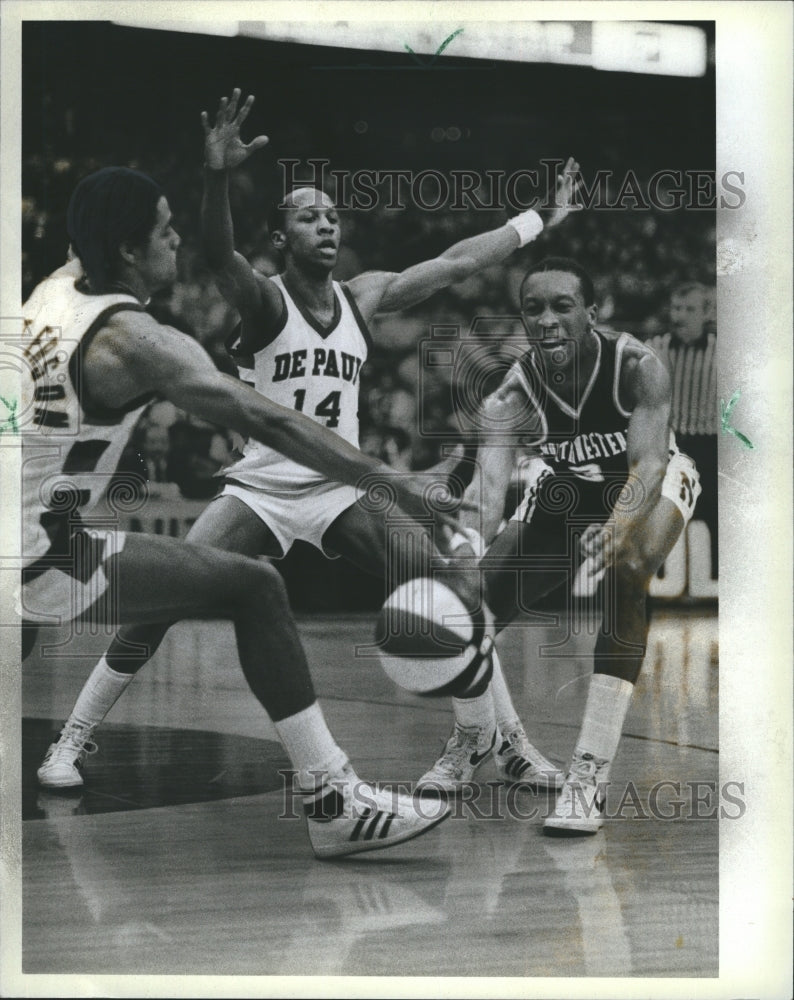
[586,557,605,578]
[435,510,464,535]
[453,495,481,517]
[200,111,210,135]
[244,136,270,154]
[235,94,255,125]
[227,87,241,120]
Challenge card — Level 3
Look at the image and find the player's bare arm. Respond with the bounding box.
[201,90,283,327]
[347,157,581,321]
[581,346,672,570]
[459,374,541,548]
[85,311,457,529]
[621,346,673,503]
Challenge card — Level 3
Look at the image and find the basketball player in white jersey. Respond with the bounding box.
[420,258,701,832]
[24,165,470,858]
[39,92,581,794]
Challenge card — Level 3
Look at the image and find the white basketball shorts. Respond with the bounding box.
[220,480,362,557]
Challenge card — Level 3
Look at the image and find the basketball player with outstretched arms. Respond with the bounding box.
[22,165,471,858]
[39,90,580,794]
[418,258,701,834]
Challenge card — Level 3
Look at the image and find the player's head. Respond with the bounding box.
[267,187,340,273]
[519,257,598,359]
[669,282,708,344]
[67,167,180,294]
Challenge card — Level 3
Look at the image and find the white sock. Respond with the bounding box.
[274,702,349,789]
[68,656,135,729]
[575,673,634,765]
[452,688,495,734]
[488,649,523,735]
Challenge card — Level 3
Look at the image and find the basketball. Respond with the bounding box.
[375,577,494,696]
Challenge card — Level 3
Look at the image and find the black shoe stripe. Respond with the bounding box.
[365,810,396,841]
[363,811,383,841]
[350,809,394,842]
[303,787,345,822]
[378,813,395,839]
[505,757,526,778]
[350,808,373,841]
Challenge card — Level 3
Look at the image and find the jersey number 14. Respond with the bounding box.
[293,389,341,428]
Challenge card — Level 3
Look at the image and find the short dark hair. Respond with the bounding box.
[519,257,596,307]
[67,167,163,292]
[266,186,336,237]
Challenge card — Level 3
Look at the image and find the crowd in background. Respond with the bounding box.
[23,152,716,495]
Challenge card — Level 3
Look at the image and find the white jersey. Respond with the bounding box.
[19,259,152,566]
[224,273,371,491]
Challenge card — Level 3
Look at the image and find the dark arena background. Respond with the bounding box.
[20,17,722,988]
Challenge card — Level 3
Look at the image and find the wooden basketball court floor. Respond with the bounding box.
[17,603,718,986]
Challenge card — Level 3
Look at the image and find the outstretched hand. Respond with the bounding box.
[541,156,582,229]
[579,522,613,577]
[201,88,269,170]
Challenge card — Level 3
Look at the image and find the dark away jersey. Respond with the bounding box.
[511,329,663,520]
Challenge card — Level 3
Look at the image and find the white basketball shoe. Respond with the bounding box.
[415,724,496,796]
[494,725,566,791]
[543,751,610,836]
[302,764,451,859]
[37,721,99,789]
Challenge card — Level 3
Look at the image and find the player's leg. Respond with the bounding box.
[418,513,571,796]
[324,500,501,797]
[108,495,282,669]
[322,500,436,590]
[43,533,450,856]
[38,496,280,788]
[116,533,449,854]
[546,479,694,836]
[483,517,574,630]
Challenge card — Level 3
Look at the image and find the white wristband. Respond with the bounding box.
[507,209,544,246]
[449,527,486,558]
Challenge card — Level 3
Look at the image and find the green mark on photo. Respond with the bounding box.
[404,28,464,68]
[0,394,18,434]
[720,390,753,450]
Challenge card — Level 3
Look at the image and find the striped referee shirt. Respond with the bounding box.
[646,331,718,436]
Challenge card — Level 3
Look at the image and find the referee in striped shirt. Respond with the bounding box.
[647,282,718,575]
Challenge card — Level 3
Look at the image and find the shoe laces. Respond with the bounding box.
[500,726,532,758]
[52,724,98,761]
[307,764,399,821]
[433,725,489,777]
[567,752,605,785]
[498,727,560,775]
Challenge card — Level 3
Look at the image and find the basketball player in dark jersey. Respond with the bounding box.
[24,165,477,858]
[39,91,581,795]
[420,258,701,833]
